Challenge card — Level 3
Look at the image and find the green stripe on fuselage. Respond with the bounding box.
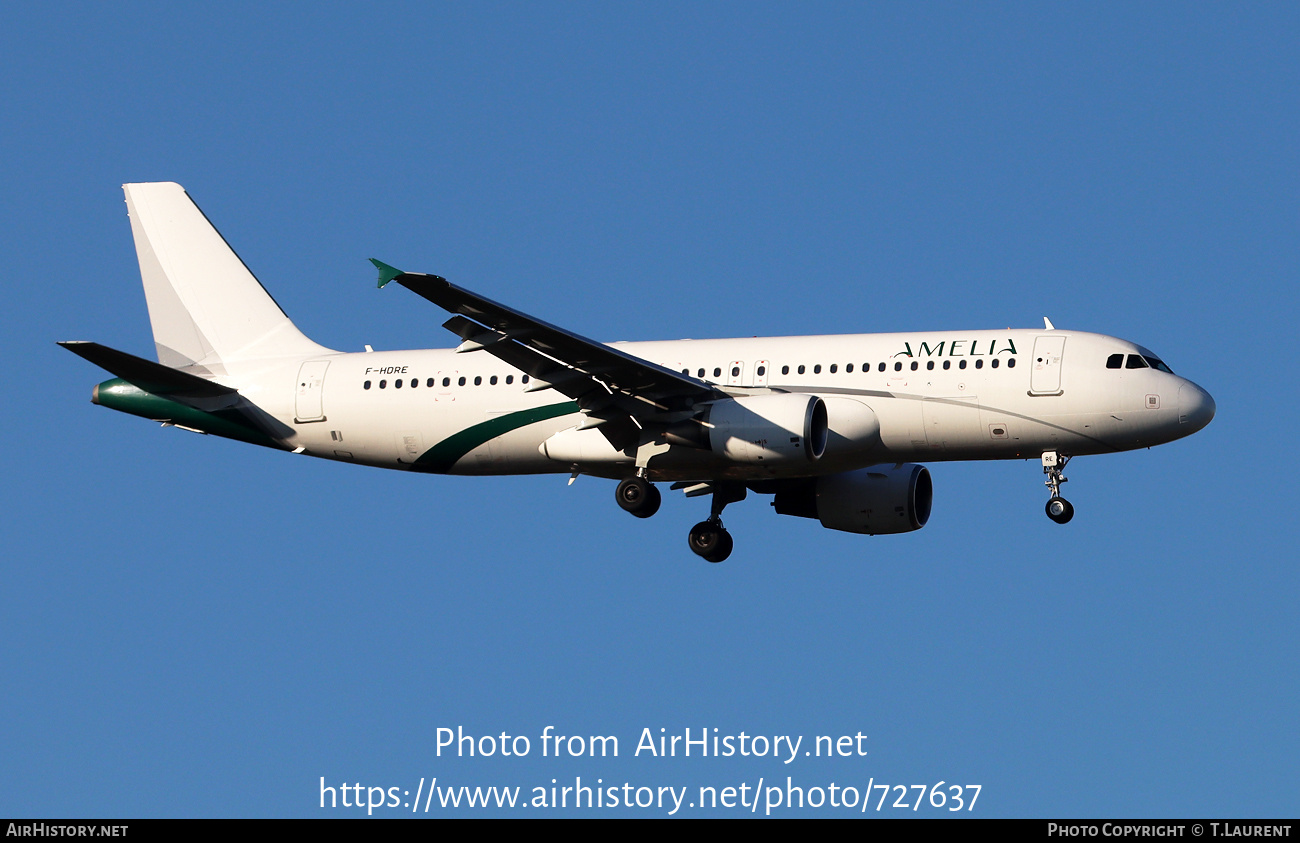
[413,401,579,473]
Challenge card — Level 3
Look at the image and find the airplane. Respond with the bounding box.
[61,182,1216,562]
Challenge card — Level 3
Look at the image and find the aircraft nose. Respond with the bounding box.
[1178,382,1216,432]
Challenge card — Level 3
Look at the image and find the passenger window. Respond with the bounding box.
[522,375,530,384]
[798,365,806,374]
[380,379,387,388]
[713,367,722,378]
[1007,358,1016,368]
[846,363,854,373]
[697,368,705,378]
[490,375,498,385]
[427,378,434,387]
[442,377,450,387]
[395,379,403,388]
[991,358,999,368]
[814,364,822,374]
[926,361,934,370]
[474,376,482,385]
[959,360,967,370]
[1126,355,1149,369]
[942,360,950,370]
[757,365,766,376]
[731,366,740,377]
[363,380,371,390]
[878,362,886,372]
[829,364,837,374]
[458,376,466,386]
[1106,353,1124,369]
[506,375,513,384]
[894,362,902,372]
[781,365,790,375]
[910,361,918,371]
[975,359,983,369]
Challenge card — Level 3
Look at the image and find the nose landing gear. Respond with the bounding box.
[1046,495,1074,524]
[1042,451,1074,524]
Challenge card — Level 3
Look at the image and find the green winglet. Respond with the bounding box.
[370,258,405,288]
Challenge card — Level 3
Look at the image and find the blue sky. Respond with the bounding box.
[3,2,1297,817]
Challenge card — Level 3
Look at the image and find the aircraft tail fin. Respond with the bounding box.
[123,182,333,372]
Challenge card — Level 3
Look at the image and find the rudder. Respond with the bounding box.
[124,182,333,371]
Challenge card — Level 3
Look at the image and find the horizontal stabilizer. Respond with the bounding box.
[58,341,238,398]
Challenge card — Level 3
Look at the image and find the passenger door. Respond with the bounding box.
[1029,336,1066,395]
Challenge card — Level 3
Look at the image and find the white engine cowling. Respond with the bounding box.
[771,464,932,534]
[706,394,828,465]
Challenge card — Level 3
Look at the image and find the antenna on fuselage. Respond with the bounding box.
[1043,317,1056,330]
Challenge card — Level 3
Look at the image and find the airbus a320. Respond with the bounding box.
[62,183,1216,562]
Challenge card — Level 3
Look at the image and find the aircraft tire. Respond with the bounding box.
[1046,496,1074,524]
[616,477,661,518]
[689,521,732,562]
[706,531,734,563]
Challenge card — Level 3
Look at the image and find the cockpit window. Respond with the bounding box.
[1113,353,1173,373]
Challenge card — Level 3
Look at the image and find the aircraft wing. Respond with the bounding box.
[374,261,726,449]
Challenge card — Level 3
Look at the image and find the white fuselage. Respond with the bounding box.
[240,328,1213,481]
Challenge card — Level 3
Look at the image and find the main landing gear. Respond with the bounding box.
[1042,451,1074,524]
[687,484,744,564]
[613,476,741,563]
[688,519,733,564]
[615,476,661,518]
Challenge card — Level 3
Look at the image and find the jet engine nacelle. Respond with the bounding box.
[819,396,883,466]
[772,464,933,534]
[706,394,828,464]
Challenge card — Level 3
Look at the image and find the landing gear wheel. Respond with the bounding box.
[616,477,661,518]
[688,520,733,563]
[1041,451,1074,525]
[710,531,734,563]
[1046,496,1074,524]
